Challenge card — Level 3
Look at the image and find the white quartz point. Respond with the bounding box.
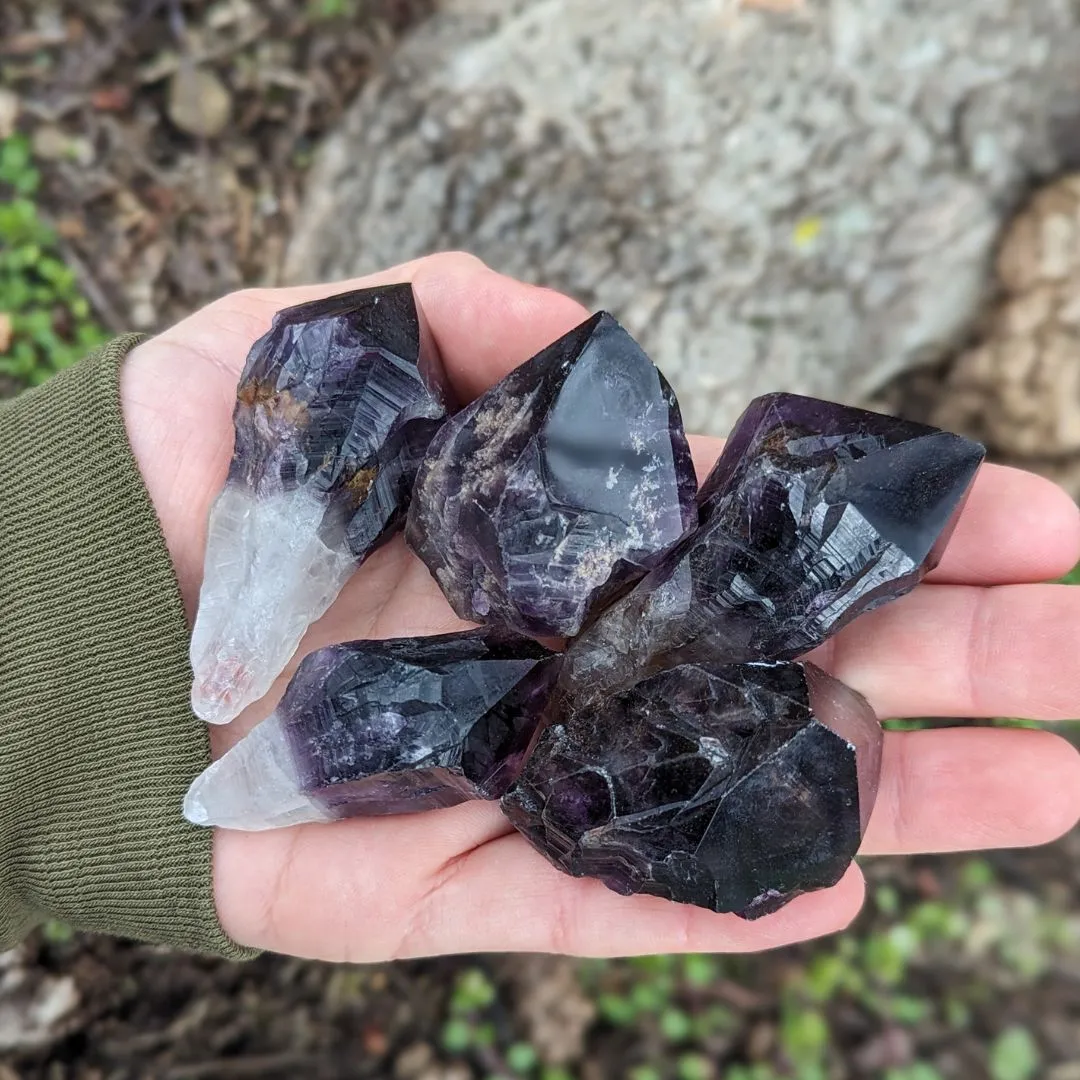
[183,711,335,830]
[189,484,355,724]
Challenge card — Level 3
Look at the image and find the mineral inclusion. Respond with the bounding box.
[502,660,883,918]
[184,629,561,829]
[189,285,453,725]
[405,312,698,638]
[563,392,986,701]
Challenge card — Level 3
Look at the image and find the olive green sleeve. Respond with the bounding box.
[0,339,252,957]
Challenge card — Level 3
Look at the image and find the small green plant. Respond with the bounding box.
[440,966,500,1055]
[989,1026,1041,1080]
[778,997,830,1077]
[0,133,107,386]
[676,1052,715,1080]
[505,1042,538,1073]
[40,919,74,944]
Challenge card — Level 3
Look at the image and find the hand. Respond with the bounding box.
[121,253,1080,962]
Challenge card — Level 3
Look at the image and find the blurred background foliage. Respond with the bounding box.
[0,133,107,384]
[2,2,1080,1079]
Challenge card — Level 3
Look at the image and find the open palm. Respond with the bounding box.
[120,253,1080,961]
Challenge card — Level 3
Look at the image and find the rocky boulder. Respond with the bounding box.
[287,0,1080,435]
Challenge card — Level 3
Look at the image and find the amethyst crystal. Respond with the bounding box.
[564,393,985,699]
[190,285,454,725]
[405,312,698,638]
[184,629,561,829]
[502,660,882,918]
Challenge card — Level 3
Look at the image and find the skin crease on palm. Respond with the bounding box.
[120,252,1080,963]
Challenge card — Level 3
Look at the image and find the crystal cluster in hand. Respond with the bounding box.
[186,294,985,921]
[405,312,698,638]
[189,285,453,725]
[184,629,561,829]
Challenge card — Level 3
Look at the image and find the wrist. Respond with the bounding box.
[120,337,234,622]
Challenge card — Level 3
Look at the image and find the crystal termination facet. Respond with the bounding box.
[406,312,698,639]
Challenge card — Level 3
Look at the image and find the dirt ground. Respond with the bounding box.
[3,3,1080,1079]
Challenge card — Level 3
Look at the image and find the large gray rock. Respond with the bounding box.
[287,0,1080,435]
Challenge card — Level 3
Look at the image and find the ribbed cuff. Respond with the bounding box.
[0,339,253,958]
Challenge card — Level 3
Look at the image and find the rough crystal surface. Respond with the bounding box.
[502,660,882,918]
[564,393,985,699]
[190,284,453,724]
[184,629,561,829]
[405,312,698,638]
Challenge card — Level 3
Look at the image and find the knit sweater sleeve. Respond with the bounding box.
[0,338,251,957]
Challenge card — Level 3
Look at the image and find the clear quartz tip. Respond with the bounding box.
[182,712,335,831]
[189,485,356,725]
[190,658,258,727]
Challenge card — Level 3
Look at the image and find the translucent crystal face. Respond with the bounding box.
[184,630,562,828]
[190,284,452,724]
[502,661,883,918]
[563,392,986,703]
[405,312,698,638]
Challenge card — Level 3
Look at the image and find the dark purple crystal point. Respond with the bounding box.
[564,393,984,698]
[405,313,698,638]
[184,629,562,829]
[502,661,882,918]
[191,284,455,725]
[232,284,453,556]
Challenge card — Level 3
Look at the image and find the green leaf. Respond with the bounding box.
[659,1007,693,1043]
[780,1005,829,1063]
[682,953,720,986]
[630,979,669,1013]
[506,1043,537,1074]
[862,930,912,986]
[441,1018,473,1054]
[597,992,637,1026]
[677,1053,714,1080]
[0,135,38,195]
[886,994,932,1025]
[875,883,900,916]
[989,1026,1041,1080]
[451,967,497,1013]
[41,919,74,944]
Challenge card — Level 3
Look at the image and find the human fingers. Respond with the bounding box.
[151,252,589,404]
[861,727,1080,855]
[212,807,865,961]
[818,583,1080,719]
